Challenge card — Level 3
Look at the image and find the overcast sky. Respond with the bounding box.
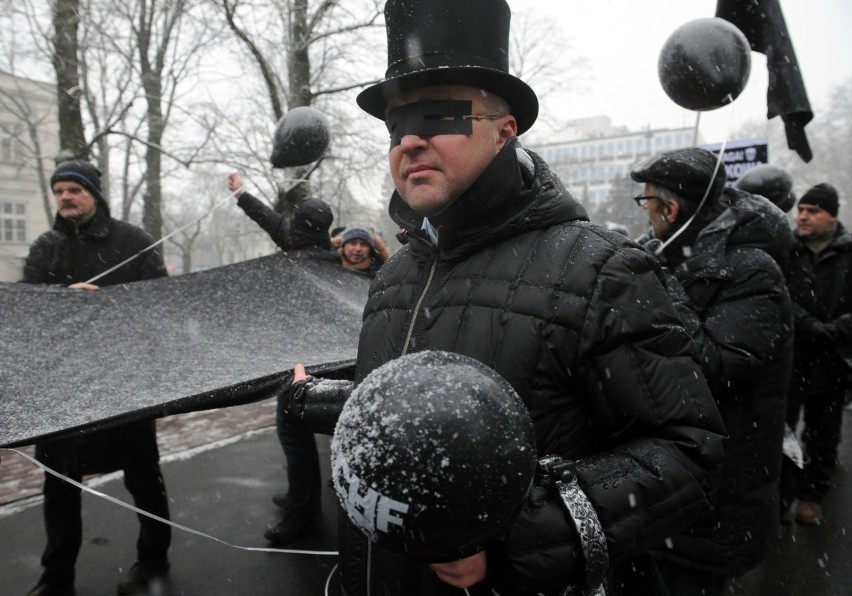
[507,0,852,144]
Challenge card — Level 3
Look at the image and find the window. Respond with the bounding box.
[1,202,26,243]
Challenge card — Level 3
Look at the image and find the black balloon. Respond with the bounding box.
[658,17,751,111]
[269,106,330,168]
[735,164,796,213]
[331,351,537,560]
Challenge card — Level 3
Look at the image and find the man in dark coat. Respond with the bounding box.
[227,172,338,544]
[333,226,389,278]
[784,183,852,525]
[21,160,171,596]
[281,2,725,595]
[616,147,794,595]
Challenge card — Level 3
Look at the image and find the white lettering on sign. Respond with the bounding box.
[333,454,410,537]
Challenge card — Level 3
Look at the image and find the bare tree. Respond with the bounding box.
[51,0,89,160]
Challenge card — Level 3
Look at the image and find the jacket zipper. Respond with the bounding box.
[401,252,438,356]
[366,248,438,595]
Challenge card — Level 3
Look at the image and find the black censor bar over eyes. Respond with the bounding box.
[386,100,480,148]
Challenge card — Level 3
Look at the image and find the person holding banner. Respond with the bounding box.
[21,160,171,596]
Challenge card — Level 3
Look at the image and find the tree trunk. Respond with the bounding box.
[51,0,89,161]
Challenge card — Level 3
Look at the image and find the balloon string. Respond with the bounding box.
[84,188,241,284]
[84,174,314,285]
[2,448,338,558]
[654,101,738,257]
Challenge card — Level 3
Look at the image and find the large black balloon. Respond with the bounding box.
[269,106,330,168]
[734,164,796,213]
[659,17,751,111]
[331,351,537,560]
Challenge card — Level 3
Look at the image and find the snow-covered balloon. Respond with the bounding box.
[658,17,751,112]
[331,351,536,559]
[270,106,330,168]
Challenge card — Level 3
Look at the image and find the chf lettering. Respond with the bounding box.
[334,454,410,537]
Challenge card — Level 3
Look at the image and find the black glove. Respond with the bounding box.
[825,313,852,343]
[489,467,582,595]
[278,373,353,435]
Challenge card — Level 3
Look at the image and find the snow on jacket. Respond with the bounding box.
[21,203,167,286]
[236,191,340,263]
[334,139,725,596]
[786,223,852,392]
[655,189,794,576]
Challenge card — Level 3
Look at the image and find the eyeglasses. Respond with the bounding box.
[633,195,664,207]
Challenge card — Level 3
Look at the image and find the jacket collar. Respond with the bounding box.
[53,206,111,239]
[389,138,587,262]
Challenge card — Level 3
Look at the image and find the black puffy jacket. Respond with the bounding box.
[654,190,793,576]
[336,141,725,596]
[21,204,167,286]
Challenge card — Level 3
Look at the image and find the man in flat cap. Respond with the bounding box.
[783,183,852,525]
[283,2,725,595]
[619,147,794,594]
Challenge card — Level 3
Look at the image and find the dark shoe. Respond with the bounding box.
[116,560,170,595]
[25,583,75,596]
[264,513,319,545]
[796,501,823,525]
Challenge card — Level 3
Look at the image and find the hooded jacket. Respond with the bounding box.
[21,200,166,286]
[654,189,794,576]
[333,139,725,596]
[236,192,340,263]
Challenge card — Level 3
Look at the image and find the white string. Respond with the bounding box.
[653,95,737,257]
[3,448,338,558]
[325,563,339,596]
[84,188,242,284]
[84,173,315,285]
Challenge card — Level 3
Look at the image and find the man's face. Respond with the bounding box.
[796,203,837,238]
[640,184,675,240]
[342,239,371,265]
[53,181,97,224]
[386,85,517,217]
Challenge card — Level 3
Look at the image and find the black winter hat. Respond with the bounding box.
[799,183,839,216]
[50,160,104,202]
[356,0,539,135]
[631,147,726,204]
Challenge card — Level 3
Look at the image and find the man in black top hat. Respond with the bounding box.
[22,160,172,596]
[783,183,852,525]
[284,2,725,595]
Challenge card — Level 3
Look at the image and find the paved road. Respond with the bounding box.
[1,403,850,595]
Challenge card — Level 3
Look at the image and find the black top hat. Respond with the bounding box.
[356,0,539,135]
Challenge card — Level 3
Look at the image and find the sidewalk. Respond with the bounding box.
[0,398,277,507]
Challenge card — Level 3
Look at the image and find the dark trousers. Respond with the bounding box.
[277,393,321,515]
[611,555,727,596]
[785,383,846,503]
[36,421,171,586]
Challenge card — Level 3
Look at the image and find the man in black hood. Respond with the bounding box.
[616,147,794,595]
[22,160,171,596]
[227,172,338,545]
[279,2,726,595]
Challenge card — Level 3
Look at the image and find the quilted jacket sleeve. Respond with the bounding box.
[574,245,726,563]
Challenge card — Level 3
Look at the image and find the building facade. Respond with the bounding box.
[0,71,58,282]
[526,116,697,207]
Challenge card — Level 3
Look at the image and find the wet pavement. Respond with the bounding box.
[0,402,850,596]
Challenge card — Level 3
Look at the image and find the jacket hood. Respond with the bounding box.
[685,187,793,274]
[291,197,333,250]
[389,138,588,261]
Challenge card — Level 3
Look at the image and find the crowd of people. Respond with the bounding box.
[17,1,850,595]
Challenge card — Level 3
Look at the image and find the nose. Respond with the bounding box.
[396,133,428,152]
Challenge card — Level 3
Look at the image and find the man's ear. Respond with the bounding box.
[664,200,680,223]
[496,115,518,149]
